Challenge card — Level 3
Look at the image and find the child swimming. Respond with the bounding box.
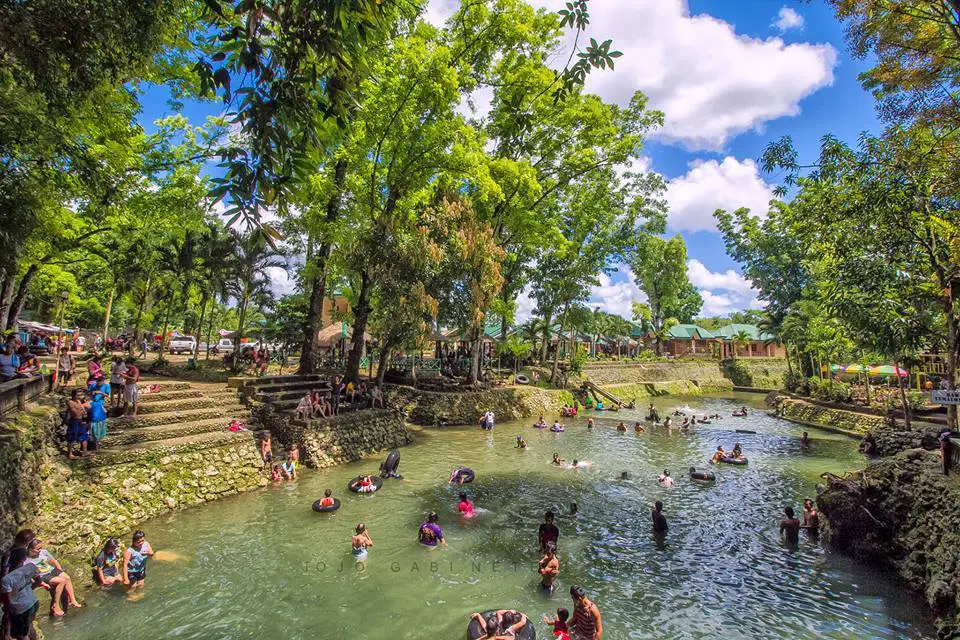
[457,492,475,518]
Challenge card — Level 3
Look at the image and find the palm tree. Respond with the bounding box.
[732,330,752,359]
[195,224,236,358]
[650,317,679,357]
[519,318,547,362]
[612,316,633,358]
[225,231,286,366]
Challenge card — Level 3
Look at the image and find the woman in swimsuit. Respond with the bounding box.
[352,523,373,559]
[27,539,81,616]
[122,530,154,590]
[457,492,475,518]
[552,453,565,465]
[93,538,122,586]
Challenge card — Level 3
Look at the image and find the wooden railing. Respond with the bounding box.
[0,376,48,416]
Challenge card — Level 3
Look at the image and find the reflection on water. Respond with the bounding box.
[43,394,933,640]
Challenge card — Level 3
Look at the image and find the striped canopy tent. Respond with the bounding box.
[869,365,908,377]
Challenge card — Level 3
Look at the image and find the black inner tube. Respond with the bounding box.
[466,610,536,640]
[312,497,341,512]
[380,450,401,478]
[719,456,748,465]
[689,471,716,481]
[735,429,757,434]
[348,476,384,493]
[451,468,475,484]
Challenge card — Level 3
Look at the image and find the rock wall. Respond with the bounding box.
[581,361,730,386]
[722,358,789,389]
[774,396,886,436]
[387,386,572,426]
[601,379,734,401]
[817,451,960,638]
[252,404,413,468]
[0,406,59,554]
[32,435,267,565]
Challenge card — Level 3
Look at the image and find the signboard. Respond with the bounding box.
[931,390,960,405]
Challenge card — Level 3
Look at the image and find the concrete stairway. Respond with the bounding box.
[82,378,262,467]
[243,375,333,413]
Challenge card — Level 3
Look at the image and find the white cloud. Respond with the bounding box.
[665,157,776,232]
[266,265,296,297]
[687,259,755,296]
[514,286,536,323]
[773,7,805,33]
[700,290,737,316]
[589,268,646,319]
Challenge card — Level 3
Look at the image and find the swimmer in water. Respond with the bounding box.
[710,446,727,464]
[620,471,630,480]
[516,435,527,449]
[318,488,336,509]
[616,422,627,432]
[539,541,560,591]
[731,442,744,460]
[652,501,668,534]
[587,418,594,429]
[634,422,645,433]
[352,523,373,559]
[663,417,672,428]
[801,431,811,447]
[780,506,800,544]
[570,502,578,516]
[552,453,565,465]
[657,470,675,487]
[419,512,447,547]
[457,492,475,518]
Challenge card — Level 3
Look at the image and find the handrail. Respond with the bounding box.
[0,375,48,415]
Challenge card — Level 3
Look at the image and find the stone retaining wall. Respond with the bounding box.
[722,358,789,389]
[581,361,729,386]
[32,435,267,564]
[387,386,571,426]
[252,405,413,468]
[774,396,886,436]
[0,406,59,554]
[602,379,734,400]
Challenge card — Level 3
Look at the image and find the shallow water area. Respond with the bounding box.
[44,393,934,639]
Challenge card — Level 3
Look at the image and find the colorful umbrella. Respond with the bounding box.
[869,365,908,377]
[844,364,867,374]
[829,364,843,373]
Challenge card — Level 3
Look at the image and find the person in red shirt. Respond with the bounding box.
[457,492,475,518]
[122,358,140,417]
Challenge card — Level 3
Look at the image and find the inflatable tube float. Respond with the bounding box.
[735,429,757,434]
[689,471,716,482]
[312,497,341,513]
[515,374,530,385]
[718,456,748,466]
[550,426,565,433]
[380,450,402,479]
[533,422,548,429]
[466,610,536,640]
[450,467,476,484]
[732,412,747,417]
[348,476,384,493]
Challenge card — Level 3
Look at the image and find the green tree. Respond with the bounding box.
[631,235,695,355]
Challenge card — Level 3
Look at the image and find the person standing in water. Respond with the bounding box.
[538,511,560,552]
[780,507,800,545]
[419,512,447,547]
[352,523,373,560]
[457,492,475,518]
[657,470,675,488]
[801,499,819,534]
[651,501,668,534]
[122,530,154,590]
[538,541,559,592]
[569,585,603,640]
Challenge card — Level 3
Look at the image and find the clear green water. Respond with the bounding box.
[43,394,933,639]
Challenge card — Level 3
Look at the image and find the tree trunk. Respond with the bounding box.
[7,264,38,329]
[0,269,14,332]
[194,290,209,358]
[102,287,115,345]
[550,322,565,383]
[944,297,958,429]
[298,157,349,374]
[784,343,793,378]
[468,328,482,386]
[205,303,217,360]
[376,343,393,387]
[157,293,175,361]
[540,312,552,363]
[895,359,911,429]
[234,292,249,369]
[345,269,372,383]
[131,275,152,352]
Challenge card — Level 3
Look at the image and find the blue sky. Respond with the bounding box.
[137,0,880,320]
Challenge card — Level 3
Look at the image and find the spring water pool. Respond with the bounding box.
[42,394,934,639]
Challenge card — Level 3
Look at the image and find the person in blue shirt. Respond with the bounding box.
[88,374,110,451]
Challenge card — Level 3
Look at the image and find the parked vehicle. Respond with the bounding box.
[212,338,234,354]
[169,336,198,355]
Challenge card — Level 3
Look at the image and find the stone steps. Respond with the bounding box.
[111,404,248,428]
[254,387,333,403]
[137,389,206,403]
[136,396,225,414]
[244,374,326,388]
[80,429,265,468]
[102,416,248,446]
